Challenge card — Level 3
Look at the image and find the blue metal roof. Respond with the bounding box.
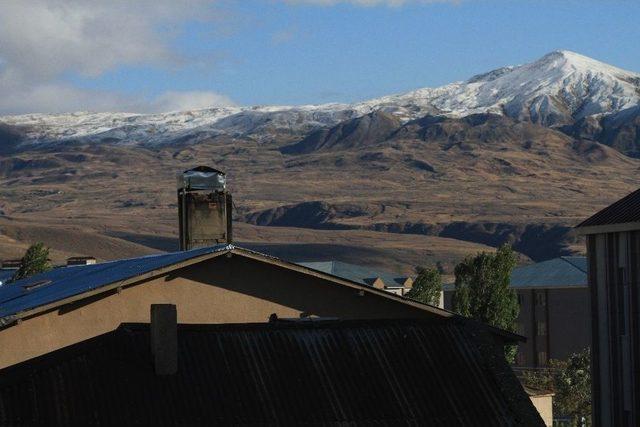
[0,245,231,324]
[509,257,587,289]
[297,261,411,287]
[0,270,15,287]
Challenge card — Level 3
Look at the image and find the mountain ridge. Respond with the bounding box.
[2,50,638,150]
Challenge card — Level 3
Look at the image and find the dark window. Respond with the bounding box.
[537,351,547,366]
[535,292,546,306]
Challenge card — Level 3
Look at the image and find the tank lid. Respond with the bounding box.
[177,166,226,191]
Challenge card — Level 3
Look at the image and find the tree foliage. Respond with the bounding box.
[452,245,519,361]
[452,244,519,330]
[11,242,52,282]
[406,266,442,306]
[522,348,591,425]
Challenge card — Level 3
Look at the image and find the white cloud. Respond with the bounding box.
[146,91,236,113]
[0,80,127,115]
[0,79,234,115]
[0,0,234,114]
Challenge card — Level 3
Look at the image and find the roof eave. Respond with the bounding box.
[231,247,524,344]
[1,244,523,344]
[576,221,640,235]
[230,247,455,319]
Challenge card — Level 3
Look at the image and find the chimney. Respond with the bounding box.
[66,256,97,266]
[150,304,178,375]
[177,166,233,250]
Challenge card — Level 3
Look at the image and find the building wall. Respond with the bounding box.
[515,288,590,368]
[529,395,553,427]
[0,254,442,369]
[588,230,640,427]
[444,287,590,368]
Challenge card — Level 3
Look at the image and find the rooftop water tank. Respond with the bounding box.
[177,166,232,251]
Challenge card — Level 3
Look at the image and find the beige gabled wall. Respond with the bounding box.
[529,394,553,427]
[0,254,440,368]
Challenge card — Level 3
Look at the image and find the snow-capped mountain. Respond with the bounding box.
[1,50,639,146]
[361,50,640,126]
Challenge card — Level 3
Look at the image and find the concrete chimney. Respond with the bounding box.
[177,166,233,250]
[150,304,178,375]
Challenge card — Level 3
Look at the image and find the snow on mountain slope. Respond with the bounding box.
[363,51,640,125]
[1,50,638,146]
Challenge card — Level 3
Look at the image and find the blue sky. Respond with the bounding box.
[1,0,639,114]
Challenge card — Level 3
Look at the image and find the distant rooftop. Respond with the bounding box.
[297,260,412,288]
[443,256,587,291]
[510,257,587,289]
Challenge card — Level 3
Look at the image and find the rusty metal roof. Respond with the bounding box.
[577,187,640,229]
[0,319,543,426]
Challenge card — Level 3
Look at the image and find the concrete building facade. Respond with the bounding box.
[577,187,640,427]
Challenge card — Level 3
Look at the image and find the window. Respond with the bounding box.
[536,321,547,336]
[515,352,526,366]
[535,291,546,306]
[537,351,548,366]
[517,293,524,306]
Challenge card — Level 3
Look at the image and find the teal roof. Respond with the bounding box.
[442,256,587,291]
[297,261,411,288]
[509,257,587,289]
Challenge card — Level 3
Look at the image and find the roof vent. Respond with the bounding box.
[23,280,52,291]
[66,256,97,266]
[1,260,21,270]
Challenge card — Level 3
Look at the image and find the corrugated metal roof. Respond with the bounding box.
[510,257,587,289]
[0,270,15,287]
[442,256,588,292]
[577,187,640,228]
[298,260,411,287]
[0,245,230,325]
[0,319,543,426]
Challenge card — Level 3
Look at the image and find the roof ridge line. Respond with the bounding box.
[560,256,588,273]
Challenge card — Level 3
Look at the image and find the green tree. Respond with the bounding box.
[406,266,442,306]
[452,245,519,360]
[522,348,591,426]
[556,348,591,424]
[11,242,52,282]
